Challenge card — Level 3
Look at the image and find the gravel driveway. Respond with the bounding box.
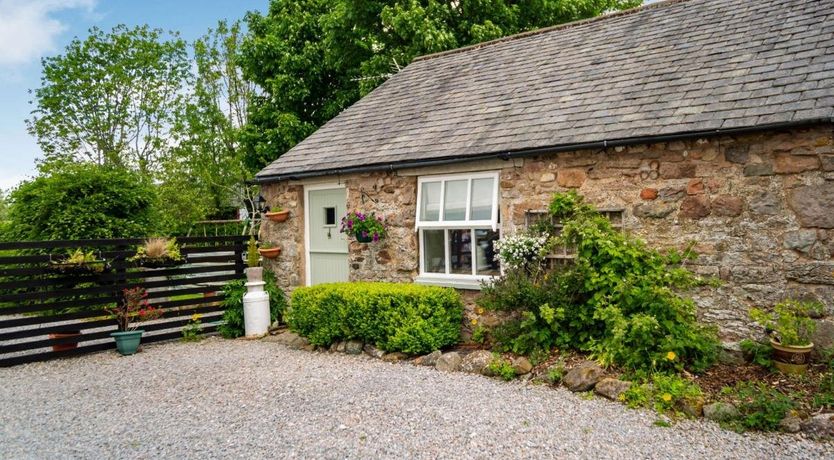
[1,338,832,459]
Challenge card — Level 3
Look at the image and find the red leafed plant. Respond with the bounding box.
[108,287,163,331]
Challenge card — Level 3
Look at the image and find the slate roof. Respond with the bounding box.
[256,0,834,182]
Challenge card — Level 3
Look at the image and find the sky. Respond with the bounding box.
[0,0,267,191]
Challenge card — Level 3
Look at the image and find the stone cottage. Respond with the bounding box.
[255,0,834,341]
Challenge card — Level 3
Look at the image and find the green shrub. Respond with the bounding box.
[288,282,463,354]
[218,270,287,339]
[750,300,821,346]
[623,374,703,415]
[739,339,773,368]
[479,191,719,373]
[722,382,795,432]
[487,355,516,381]
[546,359,566,385]
[472,325,487,344]
[3,163,160,241]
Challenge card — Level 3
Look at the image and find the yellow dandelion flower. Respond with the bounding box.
[476,307,485,315]
[666,351,677,361]
[470,318,478,326]
[661,393,672,402]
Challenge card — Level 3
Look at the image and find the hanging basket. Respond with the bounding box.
[355,233,373,243]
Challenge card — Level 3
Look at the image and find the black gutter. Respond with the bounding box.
[251,117,833,184]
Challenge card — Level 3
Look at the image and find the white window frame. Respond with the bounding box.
[414,171,500,290]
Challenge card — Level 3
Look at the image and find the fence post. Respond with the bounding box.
[234,239,245,278]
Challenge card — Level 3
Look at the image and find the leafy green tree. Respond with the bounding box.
[27,25,190,176]
[240,0,640,170]
[0,189,8,222]
[3,164,160,241]
[163,21,256,232]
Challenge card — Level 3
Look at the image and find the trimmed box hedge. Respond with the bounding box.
[287,282,463,354]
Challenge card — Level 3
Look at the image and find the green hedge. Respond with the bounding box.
[288,282,463,354]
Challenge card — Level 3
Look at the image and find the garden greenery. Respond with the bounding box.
[479,191,719,373]
[720,382,795,432]
[288,282,462,354]
[3,164,160,241]
[749,300,822,347]
[623,373,703,415]
[219,270,288,338]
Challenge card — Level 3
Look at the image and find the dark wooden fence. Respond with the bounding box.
[0,235,247,367]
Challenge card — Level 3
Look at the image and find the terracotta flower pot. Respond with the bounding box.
[770,338,813,375]
[265,210,290,222]
[49,330,82,352]
[258,247,281,259]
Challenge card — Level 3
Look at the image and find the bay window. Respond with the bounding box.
[415,172,500,288]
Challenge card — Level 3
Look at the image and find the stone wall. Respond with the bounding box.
[260,124,834,341]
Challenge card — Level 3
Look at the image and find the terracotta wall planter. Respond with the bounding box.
[258,247,281,259]
[265,210,290,222]
[49,331,81,352]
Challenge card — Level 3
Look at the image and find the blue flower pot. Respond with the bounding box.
[111,330,144,356]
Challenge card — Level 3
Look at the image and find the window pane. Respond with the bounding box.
[475,229,501,276]
[443,180,468,221]
[470,178,494,220]
[420,181,441,221]
[448,229,472,274]
[423,230,445,273]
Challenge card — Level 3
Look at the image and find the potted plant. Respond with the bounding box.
[107,287,163,356]
[265,206,290,223]
[246,236,264,282]
[339,211,386,243]
[750,299,822,375]
[48,248,107,275]
[258,242,281,259]
[129,238,185,268]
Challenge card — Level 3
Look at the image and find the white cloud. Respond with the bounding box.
[0,0,95,66]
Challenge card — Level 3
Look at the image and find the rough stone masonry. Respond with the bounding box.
[261,124,834,343]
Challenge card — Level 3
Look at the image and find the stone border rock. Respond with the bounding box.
[264,331,834,440]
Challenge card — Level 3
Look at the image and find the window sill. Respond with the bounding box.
[414,275,494,290]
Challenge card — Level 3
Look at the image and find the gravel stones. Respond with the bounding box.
[703,402,740,422]
[594,378,632,400]
[435,352,462,372]
[460,350,492,374]
[563,362,605,392]
[2,339,834,459]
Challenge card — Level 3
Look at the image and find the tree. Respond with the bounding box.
[239,0,350,172]
[0,189,8,222]
[162,21,256,232]
[27,25,190,176]
[239,0,641,170]
[3,164,160,241]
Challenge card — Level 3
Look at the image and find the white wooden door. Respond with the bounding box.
[306,186,348,285]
